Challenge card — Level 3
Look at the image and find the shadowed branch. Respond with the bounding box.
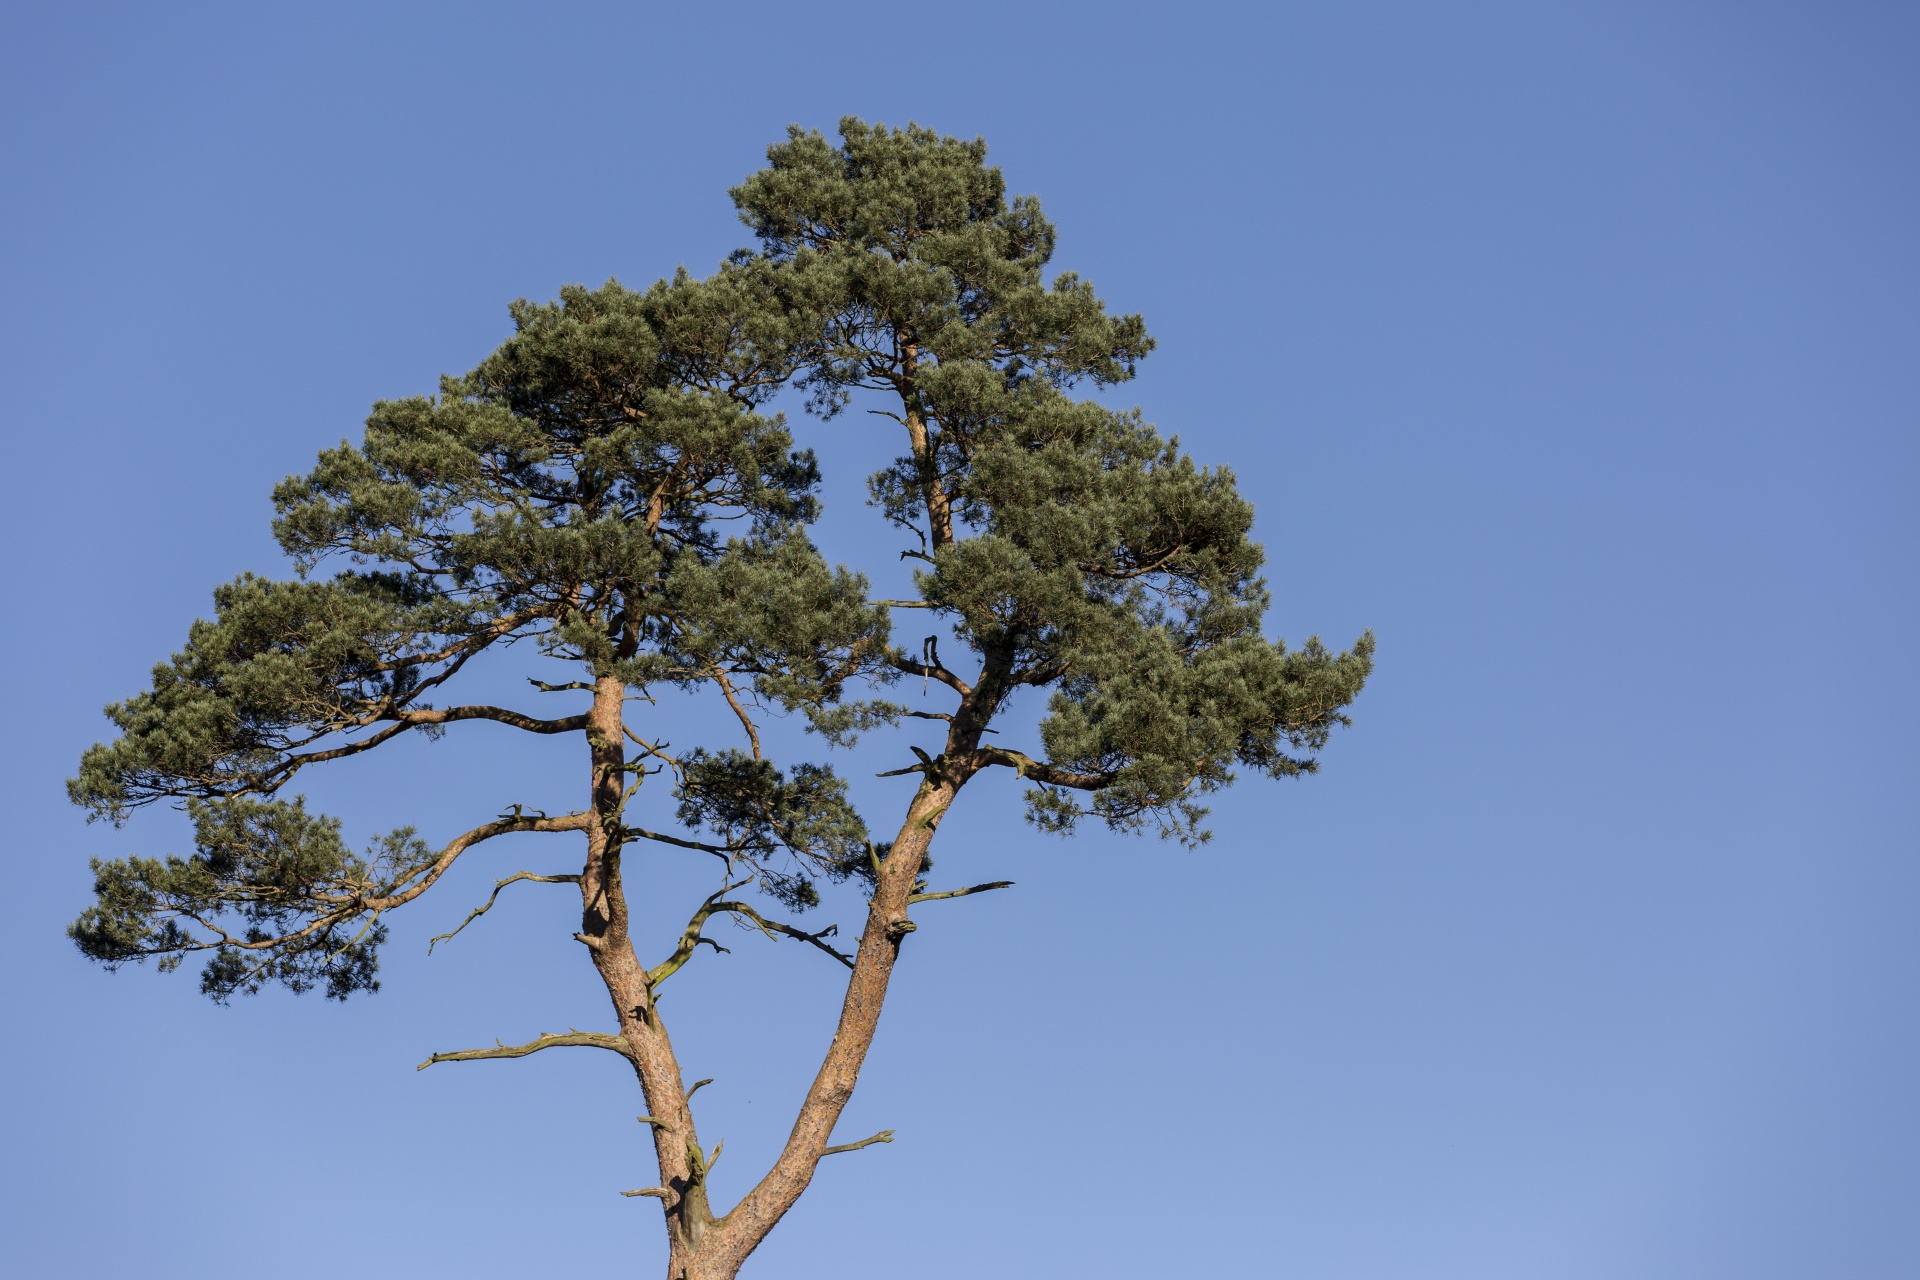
[622,824,735,865]
[974,745,1115,791]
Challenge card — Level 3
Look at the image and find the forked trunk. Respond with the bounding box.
[577,673,965,1279]
[680,777,953,1278]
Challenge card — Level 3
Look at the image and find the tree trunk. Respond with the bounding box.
[681,772,961,1279]
[578,675,719,1272]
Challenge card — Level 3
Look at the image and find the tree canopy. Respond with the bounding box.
[69,117,1372,1280]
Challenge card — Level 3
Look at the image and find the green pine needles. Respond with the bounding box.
[68,118,1373,1279]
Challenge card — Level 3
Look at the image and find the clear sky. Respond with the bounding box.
[3,3,1915,1277]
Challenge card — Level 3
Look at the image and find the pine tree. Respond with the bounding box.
[69,118,1372,1279]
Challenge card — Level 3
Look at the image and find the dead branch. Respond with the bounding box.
[908,880,1014,905]
[621,730,684,782]
[417,1030,632,1071]
[528,678,595,693]
[649,879,754,987]
[428,871,580,953]
[877,745,945,782]
[821,1129,895,1157]
[649,882,855,989]
[622,824,734,864]
[718,903,855,971]
[709,666,764,761]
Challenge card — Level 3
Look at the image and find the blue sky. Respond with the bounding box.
[3,3,1915,1276]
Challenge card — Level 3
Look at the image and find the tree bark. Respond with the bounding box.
[686,769,962,1279]
[577,675,717,1272]
[898,341,956,553]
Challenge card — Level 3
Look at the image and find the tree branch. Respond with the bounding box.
[397,704,591,735]
[973,746,1115,791]
[622,825,735,864]
[821,1129,895,1157]
[908,880,1014,905]
[649,880,754,987]
[709,666,764,761]
[374,810,592,911]
[622,730,683,782]
[886,653,972,697]
[528,678,595,693]
[234,701,591,797]
[428,871,581,953]
[119,810,593,964]
[877,745,946,782]
[649,882,855,988]
[417,1030,632,1070]
[719,903,855,971]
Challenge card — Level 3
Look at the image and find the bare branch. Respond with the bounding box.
[650,880,854,988]
[622,730,683,781]
[877,745,944,782]
[821,1129,895,1157]
[908,880,1014,905]
[887,653,972,697]
[709,667,764,761]
[417,1030,632,1070]
[428,871,581,954]
[649,880,754,987]
[620,1187,671,1200]
[718,903,856,971]
[904,635,974,696]
[622,825,734,864]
